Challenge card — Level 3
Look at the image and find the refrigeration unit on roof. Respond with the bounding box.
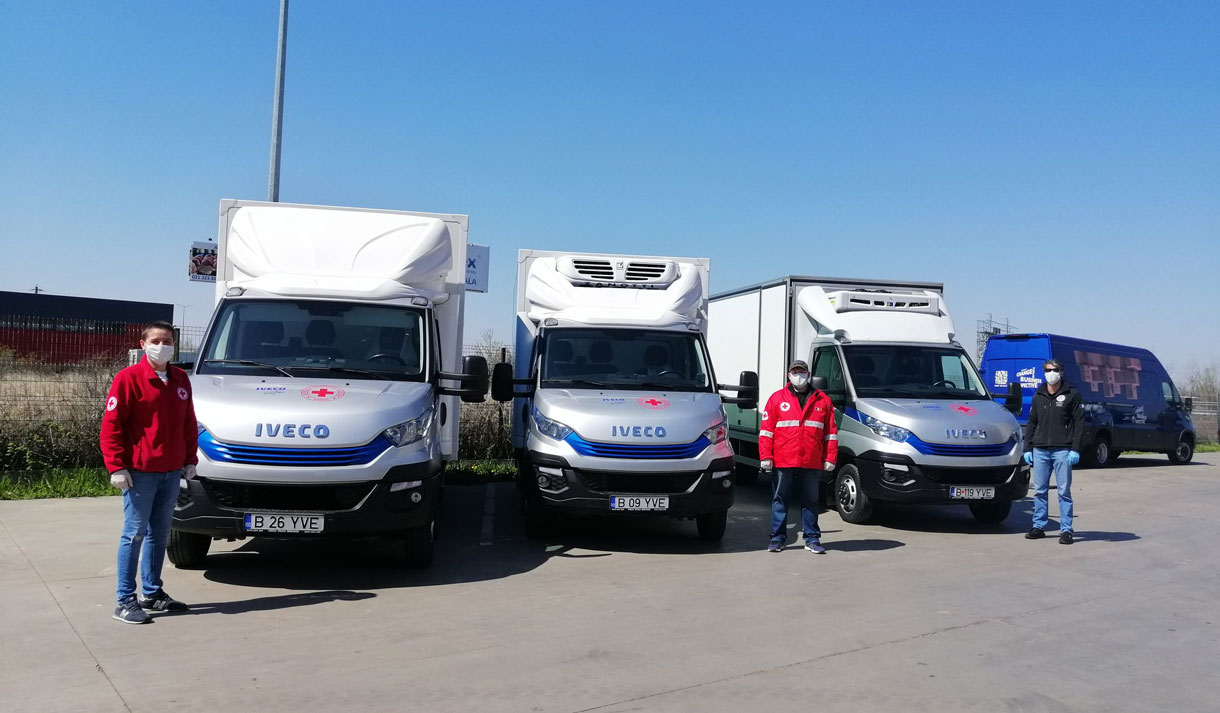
[796,285,955,344]
[557,256,679,289]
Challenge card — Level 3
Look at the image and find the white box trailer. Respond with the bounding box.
[708,276,1027,525]
[492,250,758,541]
[172,200,488,569]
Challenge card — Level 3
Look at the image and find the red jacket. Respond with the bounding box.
[758,385,839,469]
[99,357,199,474]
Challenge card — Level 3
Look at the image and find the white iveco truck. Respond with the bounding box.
[708,276,1026,524]
[170,200,488,568]
[492,251,758,541]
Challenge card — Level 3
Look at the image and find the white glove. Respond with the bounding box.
[182,464,197,480]
[110,469,132,491]
[824,461,835,472]
[760,459,774,471]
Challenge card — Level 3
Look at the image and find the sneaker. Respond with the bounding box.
[767,542,783,553]
[1025,527,1046,540]
[1059,531,1074,545]
[113,598,150,624]
[138,589,188,612]
[804,540,826,554]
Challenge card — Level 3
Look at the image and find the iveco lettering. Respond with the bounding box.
[170,200,488,569]
[492,251,757,541]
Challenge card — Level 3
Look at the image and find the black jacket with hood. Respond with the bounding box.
[1023,380,1085,452]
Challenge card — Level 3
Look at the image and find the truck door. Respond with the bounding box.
[812,346,848,424]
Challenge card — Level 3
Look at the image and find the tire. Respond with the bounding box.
[735,462,759,487]
[1169,437,1194,465]
[522,494,553,540]
[696,510,728,541]
[167,530,211,568]
[835,464,873,524]
[1084,435,1112,468]
[401,520,435,569]
[969,500,1013,524]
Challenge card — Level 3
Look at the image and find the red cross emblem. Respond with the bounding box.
[953,404,977,415]
[638,397,670,410]
[301,386,345,401]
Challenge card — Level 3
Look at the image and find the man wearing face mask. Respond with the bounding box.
[100,321,199,623]
[759,360,838,553]
[1022,358,1084,545]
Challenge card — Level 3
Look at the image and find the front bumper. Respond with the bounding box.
[855,451,1030,505]
[172,460,442,538]
[522,451,736,517]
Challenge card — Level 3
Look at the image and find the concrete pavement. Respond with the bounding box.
[3,453,1218,712]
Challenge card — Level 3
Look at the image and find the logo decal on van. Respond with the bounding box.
[638,397,670,410]
[302,386,345,402]
[611,425,668,438]
[994,370,1009,387]
[946,428,988,439]
[952,404,977,415]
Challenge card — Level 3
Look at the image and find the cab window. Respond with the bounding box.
[812,346,847,407]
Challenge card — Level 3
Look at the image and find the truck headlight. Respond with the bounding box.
[862,414,911,443]
[532,407,573,441]
[702,419,727,445]
[384,406,434,447]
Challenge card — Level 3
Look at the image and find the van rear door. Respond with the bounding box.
[979,335,1051,422]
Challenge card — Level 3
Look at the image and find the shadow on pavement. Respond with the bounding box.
[181,590,376,615]
[1073,531,1141,543]
[824,538,905,552]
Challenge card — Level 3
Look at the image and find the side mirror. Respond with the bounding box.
[491,362,515,403]
[1004,382,1022,415]
[719,370,759,409]
[1184,396,1193,413]
[810,375,828,392]
[460,355,489,403]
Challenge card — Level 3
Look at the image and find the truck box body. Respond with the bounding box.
[502,250,739,538]
[980,333,1196,465]
[709,276,1029,524]
[172,200,478,566]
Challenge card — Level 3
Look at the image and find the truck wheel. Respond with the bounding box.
[835,464,873,524]
[735,463,759,487]
[969,500,1012,524]
[1169,437,1194,465]
[1085,436,1111,468]
[167,530,210,569]
[401,521,435,569]
[696,510,728,541]
[522,494,553,540]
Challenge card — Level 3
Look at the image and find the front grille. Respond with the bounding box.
[199,431,391,467]
[204,479,374,511]
[909,435,1016,458]
[920,465,1016,485]
[564,433,711,459]
[575,470,702,494]
[570,259,614,281]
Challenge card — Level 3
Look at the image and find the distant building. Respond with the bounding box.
[0,291,173,363]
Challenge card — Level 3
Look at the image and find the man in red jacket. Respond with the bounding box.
[760,360,839,554]
[99,321,198,623]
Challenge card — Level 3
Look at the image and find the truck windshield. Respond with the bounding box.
[539,328,713,392]
[842,345,989,400]
[197,299,427,382]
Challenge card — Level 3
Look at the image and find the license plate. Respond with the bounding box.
[949,486,995,500]
[244,512,324,533]
[609,496,669,511]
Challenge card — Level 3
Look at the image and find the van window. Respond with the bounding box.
[812,347,846,406]
[1161,381,1177,404]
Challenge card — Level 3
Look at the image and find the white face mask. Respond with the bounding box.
[788,372,810,389]
[143,343,174,365]
[1045,370,1062,386]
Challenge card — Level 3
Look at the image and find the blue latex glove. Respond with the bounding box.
[1023,452,1033,466]
[1068,451,1081,466]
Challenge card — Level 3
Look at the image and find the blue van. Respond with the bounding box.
[979,334,1196,467]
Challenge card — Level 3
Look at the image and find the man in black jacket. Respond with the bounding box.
[1022,359,1084,544]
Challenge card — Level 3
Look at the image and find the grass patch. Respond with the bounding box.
[1,467,113,500]
[445,459,517,485]
[1124,442,1219,456]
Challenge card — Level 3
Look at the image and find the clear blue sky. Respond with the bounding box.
[2,2,1217,373]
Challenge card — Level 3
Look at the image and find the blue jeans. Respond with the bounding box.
[116,470,180,603]
[1032,448,1074,533]
[770,468,821,543]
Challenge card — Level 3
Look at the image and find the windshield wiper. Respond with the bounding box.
[288,365,392,380]
[543,378,617,389]
[202,359,294,378]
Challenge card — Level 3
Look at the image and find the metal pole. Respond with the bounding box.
[267,0,289,202]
